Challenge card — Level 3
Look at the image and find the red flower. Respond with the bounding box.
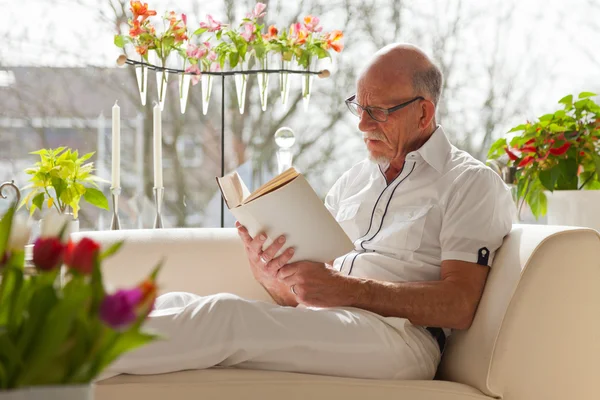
[520,145,537,153]
[33,237,65,271]
[504,146,519,161]
[129,19,143,37]
[64,237,101,275]
[518,156,535,168]
[130,1,156,22]
[549,142,571,156]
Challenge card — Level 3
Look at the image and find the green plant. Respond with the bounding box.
[488,92,600,219]
[0,206,162,389]
[20,147,109,219]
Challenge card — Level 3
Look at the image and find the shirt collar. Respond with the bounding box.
[406,125,451,174]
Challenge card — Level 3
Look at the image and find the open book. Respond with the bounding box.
[216,168,354,264]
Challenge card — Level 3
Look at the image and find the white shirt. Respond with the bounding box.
[325,126,515,282]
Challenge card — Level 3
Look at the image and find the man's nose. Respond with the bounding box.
[358,111,377,132]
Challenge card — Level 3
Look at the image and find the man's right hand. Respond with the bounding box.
[235,221,298,306]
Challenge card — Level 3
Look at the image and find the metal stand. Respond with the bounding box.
[110,187,121,230]
[118,56,329,228]
[153,187,164,228]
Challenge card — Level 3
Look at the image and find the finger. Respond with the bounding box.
[248,231,268,255]
[265,247,295,277]
[236,224,253,246]
[276,264,297,280]
[259,235,286,264]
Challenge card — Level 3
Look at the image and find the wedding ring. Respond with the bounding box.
[290,285,297,295]
[260,255,269,264]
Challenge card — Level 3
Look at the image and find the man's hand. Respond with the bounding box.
[277,261,358,307]
[235,222,297,306]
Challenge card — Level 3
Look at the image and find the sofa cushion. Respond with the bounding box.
[96,368,491,400]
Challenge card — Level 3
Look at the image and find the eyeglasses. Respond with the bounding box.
[345,94,424,122]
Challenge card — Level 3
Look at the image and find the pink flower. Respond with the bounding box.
[186,43,208,59]
[199,14,223,32]
[100,288,142,329]
[247,2,266,19]
[210,61,221,72]
[240,22,256,42]
[185,64,201,85]
[303,15,322,33]
[207,50,217,62]
[182,13,187,26]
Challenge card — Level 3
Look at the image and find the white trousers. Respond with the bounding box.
[99,292,441,381]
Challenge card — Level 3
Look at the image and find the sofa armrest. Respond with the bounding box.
[438,225,600,400]
[71,228,273,303]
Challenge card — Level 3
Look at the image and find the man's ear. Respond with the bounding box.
[419,100,436,129]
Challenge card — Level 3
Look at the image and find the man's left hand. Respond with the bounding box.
[277,261,358,307]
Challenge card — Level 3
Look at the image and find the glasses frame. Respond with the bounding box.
[345,94,425,122]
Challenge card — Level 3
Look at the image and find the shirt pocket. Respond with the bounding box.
[336,202,361,240]
[389,205,433,251]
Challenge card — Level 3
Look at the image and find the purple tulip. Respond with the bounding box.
[100,288,143,329]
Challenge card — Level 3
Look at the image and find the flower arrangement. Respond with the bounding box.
[114,1,344,113]
[19,147,109,219]
[487,92,600,218]
[0,206,162,389]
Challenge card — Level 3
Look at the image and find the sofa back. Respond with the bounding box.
[437,225,600,400]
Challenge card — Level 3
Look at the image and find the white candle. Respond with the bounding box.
[111,100,120,188]
[153,103,163,188]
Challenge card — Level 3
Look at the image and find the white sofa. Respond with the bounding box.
[73,225,600,400]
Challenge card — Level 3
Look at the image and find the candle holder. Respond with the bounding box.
[153,187,164,229]
[110,187,121,230]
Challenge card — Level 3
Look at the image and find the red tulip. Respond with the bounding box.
[64,237,101,275]
[32,237,65,271]
[549,142,571,156]
[518,156,535,168]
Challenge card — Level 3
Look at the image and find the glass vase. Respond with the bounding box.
[302,57,318,111]
[152,53,169,111]
[233,59,249,114]
[178,54,191,114]
[255,55,270,112]
[279,54,292,106]
[135,63,148,107]
[201,67,213,116]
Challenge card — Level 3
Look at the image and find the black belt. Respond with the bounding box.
[426,327,446,353]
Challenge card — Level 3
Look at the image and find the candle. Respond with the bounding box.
[153,102,163,188]
[111,100,120,189]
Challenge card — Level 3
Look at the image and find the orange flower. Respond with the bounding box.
[135,45,148,56]
[263,24,278,40]
[129,19,143,37]
[323,30,344,52]
[130,1,156,23]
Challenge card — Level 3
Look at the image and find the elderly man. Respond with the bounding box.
[101,44,514,381]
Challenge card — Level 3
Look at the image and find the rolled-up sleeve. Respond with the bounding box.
[440,168,515,266]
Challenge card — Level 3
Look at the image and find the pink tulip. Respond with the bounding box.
[240,22,256,42]
[185,64,202,85]
[199,15,223,32]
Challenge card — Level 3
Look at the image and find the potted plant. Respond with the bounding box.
[0,205,162,399]
[19,147,109,232]
[487,92,600,228]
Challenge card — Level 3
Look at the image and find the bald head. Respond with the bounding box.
[359,44,443,106]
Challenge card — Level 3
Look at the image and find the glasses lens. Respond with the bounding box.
[346,101,361,117]
[367,108,387,122]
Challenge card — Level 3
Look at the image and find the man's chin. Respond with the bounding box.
[368,152,390,166]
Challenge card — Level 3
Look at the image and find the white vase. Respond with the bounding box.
[233,59,249,114]
[545,190,600,232]
[0,384,92,400]
[201,70,213,116]
[151,53,169,111]
[279,55,292,106]
[134,64,148,107]
[302,57,318,111]
[255,55,270,112]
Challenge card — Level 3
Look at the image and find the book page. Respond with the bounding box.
[216,171,251,209]
[244,167,300,204]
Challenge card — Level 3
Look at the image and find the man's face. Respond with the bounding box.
[356,78,421,164]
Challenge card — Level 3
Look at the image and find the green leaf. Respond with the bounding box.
[578,91,597,99]
[539,168,560,191]
[487,137,507,159]
[99,241,124,261]
[229,51,239,69]
[0,206,15,257]
[593,154,600,177]
[558,94,573,107]
[508,124,528,133]
[216,30,223,41]
[192,27,208,36]
[94,330,158,379]
[83,187,109,210]
[527,184,547,219]
[114,35,124,48]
